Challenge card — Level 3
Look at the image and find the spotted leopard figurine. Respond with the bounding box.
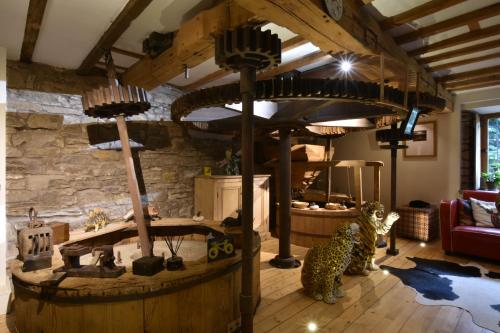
[301,223,359,304]
[346,201,399,275]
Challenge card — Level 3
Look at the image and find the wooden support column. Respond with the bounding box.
[270,127,300,270]
[325,137,332,202]
[387,124,399,256]
[240,66,255,333]
[353,166,363,210]
[116,116,152,257]
[373,166,381,202]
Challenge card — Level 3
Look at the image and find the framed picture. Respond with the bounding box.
[403,121,437,158]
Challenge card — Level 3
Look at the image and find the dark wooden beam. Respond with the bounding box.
[20,0,48,63]
[111,47,144,59]
[429,51,500,72]
[395,2,500,45]
[417,39,500,64]
[445,74,500,89]
[78,0,154,74]
[468,21,481,31]
[96,61,128,71]
[437,64,500,83]
[408,24,500,56]
[181,35,307,92]
[379,0,466,31]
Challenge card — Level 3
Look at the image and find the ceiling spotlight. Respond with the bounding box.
[420,242,426,247]
[383,269,389,275]
[340,60,352,73]
[307,322,318,332]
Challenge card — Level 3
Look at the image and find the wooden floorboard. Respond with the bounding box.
[0,237,497,332]
[257,237,498,333]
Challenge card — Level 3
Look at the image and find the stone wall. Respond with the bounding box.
[5,87,224,258]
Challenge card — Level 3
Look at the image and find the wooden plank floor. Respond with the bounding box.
[0,237,497,332]
[257,237,498,333]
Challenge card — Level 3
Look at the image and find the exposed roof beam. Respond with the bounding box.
[257,51,330,80]
[449,79,500,91]
[417,39,500,64]
[445,74,500,89]
[468,21,481,31]
[408,24,500,56]
[235,0,452,106]
[20,0,48,63]
[429,51,500,72]
[181,35,307,92]
[395,2,500,45]
[122,2,257,89]
[379,0,466,31]
[437,64,500,83]
[111,47,144,59]
[96,61,128,71]
[78,0,154,74]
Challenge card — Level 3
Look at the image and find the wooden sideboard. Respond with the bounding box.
[194,175,270,239]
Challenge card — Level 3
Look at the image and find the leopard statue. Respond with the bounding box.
[301,223,359,304]
[85,208,110,232]
[346,201,399,275]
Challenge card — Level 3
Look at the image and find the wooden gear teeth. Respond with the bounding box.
[215,26,281,71]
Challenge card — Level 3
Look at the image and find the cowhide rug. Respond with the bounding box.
[380,257,500,333]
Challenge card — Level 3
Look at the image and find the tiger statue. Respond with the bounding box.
[301,223,359,304]
[346,201,399,275]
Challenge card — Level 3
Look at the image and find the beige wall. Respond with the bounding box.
[331,108,461,210]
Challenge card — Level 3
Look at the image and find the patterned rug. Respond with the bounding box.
[381,257,500,332]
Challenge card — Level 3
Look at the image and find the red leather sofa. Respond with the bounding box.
[440,190,500,261]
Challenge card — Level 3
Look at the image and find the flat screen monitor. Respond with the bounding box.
[401,107,421,136]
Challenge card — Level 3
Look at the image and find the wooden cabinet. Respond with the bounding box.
[194,175,270,239]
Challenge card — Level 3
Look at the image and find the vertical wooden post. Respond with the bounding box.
[379,53,385,101]
[353,166,363,210]
[240,66,255,333]
[404,67,409,109]
[387,124,399,256]
[116,116,152,257]
[373,166,381,202]
[325,137,332,203]
[270,127,300,270]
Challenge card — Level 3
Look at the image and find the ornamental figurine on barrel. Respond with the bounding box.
[82,51,163,276]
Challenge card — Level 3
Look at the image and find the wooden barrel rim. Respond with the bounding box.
[13,244,260,304]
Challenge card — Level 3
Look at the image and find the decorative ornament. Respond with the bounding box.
[324,0,343,21]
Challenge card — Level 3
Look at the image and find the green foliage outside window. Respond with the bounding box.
[486,118,500,183]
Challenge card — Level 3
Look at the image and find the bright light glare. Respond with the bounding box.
[420,242,426,247]
[383,269,389,275]
[307,322,318,332]
[340,60,352,72]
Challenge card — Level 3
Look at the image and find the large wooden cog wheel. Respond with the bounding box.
[215,26,281,71]
[171,77,446,123]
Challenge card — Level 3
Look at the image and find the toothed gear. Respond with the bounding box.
[215,26,281,71]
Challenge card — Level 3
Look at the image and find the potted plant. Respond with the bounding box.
[481,171,500,191]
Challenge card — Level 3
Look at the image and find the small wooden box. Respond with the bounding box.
[132,256,164,276]
[48,222,70,244]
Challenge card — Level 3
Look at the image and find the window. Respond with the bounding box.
[487,117,500,173]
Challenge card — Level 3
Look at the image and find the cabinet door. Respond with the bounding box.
[253,178,269,231]
[215,183,242,221]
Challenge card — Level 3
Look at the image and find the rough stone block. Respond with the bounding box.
[27,114,62,130]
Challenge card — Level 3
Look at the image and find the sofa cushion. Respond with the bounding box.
[457,199,474,226]
[470,198,497,228]
[453,225,500,236]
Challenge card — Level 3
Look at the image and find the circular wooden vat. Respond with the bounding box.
[278,207,360,248]
[11,220,260,333]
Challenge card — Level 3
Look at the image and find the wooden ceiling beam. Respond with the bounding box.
[449,79,500,91]
[445,74,500,88]
[429,51,500,72]
[395,2,500,45]
[417,39,500,64]
[78,0,154,74]
[181,35,307,92]
[379,0,466,31]
[257,51,330,80]
[408,24,500,56]
[20,0,48,63]
[437,64,500,83]
[122,2,257,89]
[111,47,144,59]
[235,0,452,106]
